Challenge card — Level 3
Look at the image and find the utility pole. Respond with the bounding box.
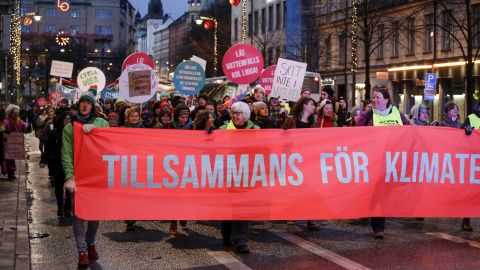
[5,55,8,104]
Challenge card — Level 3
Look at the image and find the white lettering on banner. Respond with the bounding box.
[385,152,480,184]
[103,153,304,188]
[321,148,369,184]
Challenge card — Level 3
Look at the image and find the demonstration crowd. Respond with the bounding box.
[1,84,479,268]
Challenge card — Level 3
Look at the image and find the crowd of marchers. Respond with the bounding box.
[1,84,479,268]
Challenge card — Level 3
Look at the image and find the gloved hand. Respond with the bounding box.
[64,178,77,193]
[82,124,95,134]
[465,125,474,136]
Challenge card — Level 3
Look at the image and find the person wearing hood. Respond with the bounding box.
[338,97,351,124]
[1,104,29,179]
[40,112,72,217]
[61,86,109,268]
[439,101,462,128]
[320,85,344,126]
[253,101,276,129]
[317,99,338,128]
[171,104,193,130]
[142,110,162,128]
[346,106,364,127]
[409,104,431,126]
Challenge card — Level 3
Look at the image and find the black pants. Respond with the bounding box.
[371,217,385,232]
[55,175,71,212]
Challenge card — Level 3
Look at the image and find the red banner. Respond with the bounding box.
[73,123,480,220]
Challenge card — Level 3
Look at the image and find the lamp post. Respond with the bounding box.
[196,16,218,77]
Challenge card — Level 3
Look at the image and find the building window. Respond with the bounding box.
[254,10,258,35]
[45,25,56,33]
[21,25,30,33]
[276,3,281,29]
[45,9,56,18]
[443,11,453,51]
[70,9,80,18]
[234,18,238,41]
[70,25,80,34]
[95,26,112,35]
[339,34,346,64]
[325,36,331,66]
[378,24,384,59]
[96,9,112,19]
[407,19,415,55]
[261,8,265,34]
[425,14,434,52]
[268,5,273,31]
[20,8,30,15]
[392,22,399,57]
[248,13,252,35]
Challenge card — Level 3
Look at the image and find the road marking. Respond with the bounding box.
[208,251,253,270]
[426,232,480,248]
[269,230,371,270]
[386,220,403,226]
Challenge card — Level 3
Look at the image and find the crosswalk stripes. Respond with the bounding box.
[426,232,480,248]
[269,230,371,270]
[208,251,253,270]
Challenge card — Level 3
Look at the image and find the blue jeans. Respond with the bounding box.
[70,192,99,253]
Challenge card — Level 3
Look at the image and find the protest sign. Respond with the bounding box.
[191,55,207,71]
[37,98,47,107]
[77,67,106,93]
[225,85,237,97]
[49,91,62,105]
[5,133,24,160]
[173,61,205,95]
[222,44,264,84]
[50,60,73,78]
[118,64,159,103]
[260,65,276,96]
[101,89,120,100]
[122,52,154,72]
[73,124,480,220]
[271,58,307,101]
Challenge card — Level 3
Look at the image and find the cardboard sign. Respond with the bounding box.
[173,61,205,95]
[237,84,249,94]
[5,133,25,160]
[122,52,154,72]
[222,44,264,84]
[77,67,106,93]
[271,58,307,101]
[118,64,159,103]
[260,65,276,96]
[50,60,74,78]
[128,70,152,98]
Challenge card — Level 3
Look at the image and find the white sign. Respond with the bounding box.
[225,85,237,97]
[237,84,249,95]
[77,67,106,94]
[118,64,159,103]
[191,55,207,71]
[50,60,74,78]
[271,58,307,101]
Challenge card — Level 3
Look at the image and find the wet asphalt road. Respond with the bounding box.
[25,134,480,270]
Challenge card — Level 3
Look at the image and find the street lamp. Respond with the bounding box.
[196,16,218,77]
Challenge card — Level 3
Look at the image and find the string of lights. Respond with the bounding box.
[351,0,358,73]
[10,0,21,85]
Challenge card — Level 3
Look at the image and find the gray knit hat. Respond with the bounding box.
[79,85,97,105]
[253,101,267,116]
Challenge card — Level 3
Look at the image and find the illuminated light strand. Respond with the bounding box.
[10,0,21,86]
[351,0,357,72]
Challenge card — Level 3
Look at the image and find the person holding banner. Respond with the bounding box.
[122,107,144,128]
[439,101,462,128]
[219,101,259,254]
[346,106,364,127]
[317,99,338,128]
[107,112,120,127]
[282,97,321,229]
[253,102,277,129]
[193,110,215,132]
[320,86,344,127]
[142,110,162,129]
[61,86,109,268]
[1,104,29,179]
[158,107,172,129]
[409,104,432,126]
[357,87,409,239]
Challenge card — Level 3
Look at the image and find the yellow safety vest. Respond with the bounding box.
[373,106,404,126]
[468,114,480,129]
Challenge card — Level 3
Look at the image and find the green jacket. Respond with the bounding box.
[219,120,260,130]
[61,117,109,179]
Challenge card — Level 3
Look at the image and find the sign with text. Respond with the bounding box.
[222,44,264,85]
[173,61,205,95]
[101,89,120,100]
[271,58,307,101]
[77,67,106,93]
[128,70,152,98]
[5,133,25,160]
[191,55,207,71]
[73,124,480,220]
[122,52,154,72]
[50,60,74,78]
[49,91,62,105]
[119,64,159,103]
[260,65,276,96]
[225,85,237,97]
[37,98,47,107]
[424,73,437,101]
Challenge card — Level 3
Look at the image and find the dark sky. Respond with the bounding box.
[129,0,189,21]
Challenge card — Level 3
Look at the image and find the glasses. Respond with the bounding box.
[231,111,242,116]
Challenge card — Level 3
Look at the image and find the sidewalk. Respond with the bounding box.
[0,133,31,270]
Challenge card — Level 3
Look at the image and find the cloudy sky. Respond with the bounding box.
[129,0,189,21]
